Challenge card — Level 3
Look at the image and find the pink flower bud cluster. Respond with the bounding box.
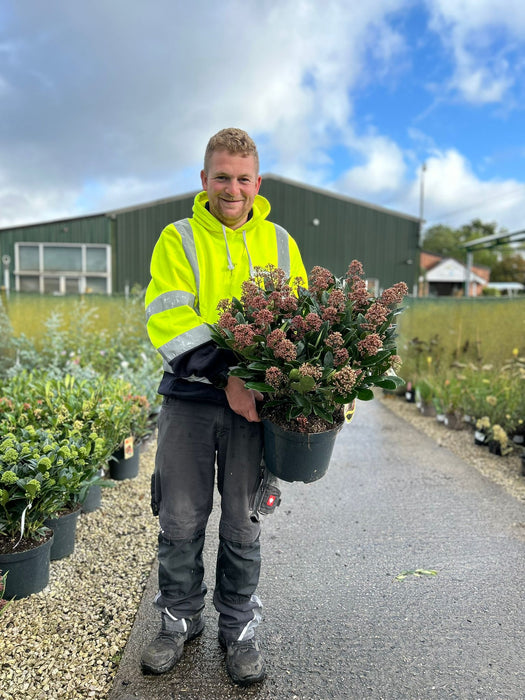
[380,282,408,307]
[361,301,389,331]
[253,309,274,328]
[389,354,402,371]
[291,315,307,338]
[357,333,383,356]
[328,289,346,312]
[346,259,364,280]
[334,348,349,366]
[309,266,335,293]
[273,339,297,361]
[232,324,255,350]
[305,313,322,331]
[241,280,268,311]
[326,332,344,349]
[269,290,298,314]
[333,366,360,394]
[299,363,323,381]
[267,329,286,349]
[322,306,339,322]
[217,312,237,332]
[265,366,287,389]
[348,278,371,311]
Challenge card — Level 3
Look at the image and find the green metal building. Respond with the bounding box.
[0,175,420,295]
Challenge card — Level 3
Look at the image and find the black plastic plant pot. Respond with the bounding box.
[0,533,54,599]
[109,444,140,481]
[81,484,102,513]
[44,506,81,561]
[262,419,343,483]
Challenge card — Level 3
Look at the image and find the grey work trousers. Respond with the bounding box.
[151,396,265,641]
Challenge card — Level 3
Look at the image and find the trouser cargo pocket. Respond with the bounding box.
[150,472,160,516]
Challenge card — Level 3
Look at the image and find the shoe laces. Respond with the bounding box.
[231,638,257,654]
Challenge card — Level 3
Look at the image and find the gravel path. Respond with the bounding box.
[1,399,523,700]
[0,438,158,700]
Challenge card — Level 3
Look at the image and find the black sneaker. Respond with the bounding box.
[219,633,266,685]
[141,610,204,675]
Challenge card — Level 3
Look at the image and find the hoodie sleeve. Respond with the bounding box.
[168,341,237,382]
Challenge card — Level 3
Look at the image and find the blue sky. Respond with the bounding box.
[1,0,524,236]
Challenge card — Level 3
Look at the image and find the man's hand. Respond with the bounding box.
[224,376,263,422]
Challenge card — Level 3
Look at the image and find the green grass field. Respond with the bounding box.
[2,293,524,379]
[397,297,525,379]
[1,292,145,342]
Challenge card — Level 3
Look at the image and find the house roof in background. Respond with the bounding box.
[425,257,487,285]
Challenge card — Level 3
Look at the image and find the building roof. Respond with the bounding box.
[425,257,487,285]
[486,282,524,290]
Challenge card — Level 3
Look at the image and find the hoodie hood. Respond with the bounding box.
[192,191,271,233]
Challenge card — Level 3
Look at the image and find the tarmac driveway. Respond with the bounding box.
[110,398,525,700]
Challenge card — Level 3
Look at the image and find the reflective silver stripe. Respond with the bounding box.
[175,218,200,314]
[145,290,195,321]
[274,223,290,276]
[158,324,212,363]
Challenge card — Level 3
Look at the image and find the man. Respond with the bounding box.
[143,128,306,685]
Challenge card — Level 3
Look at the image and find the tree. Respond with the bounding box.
[421,219,510,268]
[421,224,461,259]
[490,254,525,283]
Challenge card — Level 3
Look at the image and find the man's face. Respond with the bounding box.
[201,150,261,230]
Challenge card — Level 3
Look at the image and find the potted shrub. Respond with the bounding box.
[211,261,408,482]
[0,426,108,587]
[95,380,150,480]
[415,379,436,417]
[41,429,108,558]
[474,416,491,446]
[487,424,513,457]
[0,373,116,512]
[440,375,465,430]
[0,430,56,598]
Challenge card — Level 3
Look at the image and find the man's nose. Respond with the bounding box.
[225,179,240,197]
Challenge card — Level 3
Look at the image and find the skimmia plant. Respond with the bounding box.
[210,261,408,432]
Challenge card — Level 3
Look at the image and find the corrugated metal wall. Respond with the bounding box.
[259,177,420,290]
[0,215,110,289]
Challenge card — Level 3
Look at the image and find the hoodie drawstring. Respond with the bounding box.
[222,225,254,276]
[222,225,235,271]
[242,229,254,277]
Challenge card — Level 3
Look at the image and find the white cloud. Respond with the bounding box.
[391,148,525,232]
[335,132,407,198]
[426,0,525,104]
[0,0,524,240]
[331,139,525,234]
[0,0,410,225]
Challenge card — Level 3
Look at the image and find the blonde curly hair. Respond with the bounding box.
[204,127,259,173]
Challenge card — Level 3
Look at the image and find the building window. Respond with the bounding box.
[15,243,111,294]
[18,245,40,272]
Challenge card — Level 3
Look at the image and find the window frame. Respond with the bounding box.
[14,242,112,294]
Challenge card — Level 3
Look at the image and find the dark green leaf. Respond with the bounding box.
[357,388,374,401]
[245,382,274,392]
[323,351,334,368]
[313,405,335,422]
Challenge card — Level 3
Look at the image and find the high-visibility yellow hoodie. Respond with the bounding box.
[145,190,307,401]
